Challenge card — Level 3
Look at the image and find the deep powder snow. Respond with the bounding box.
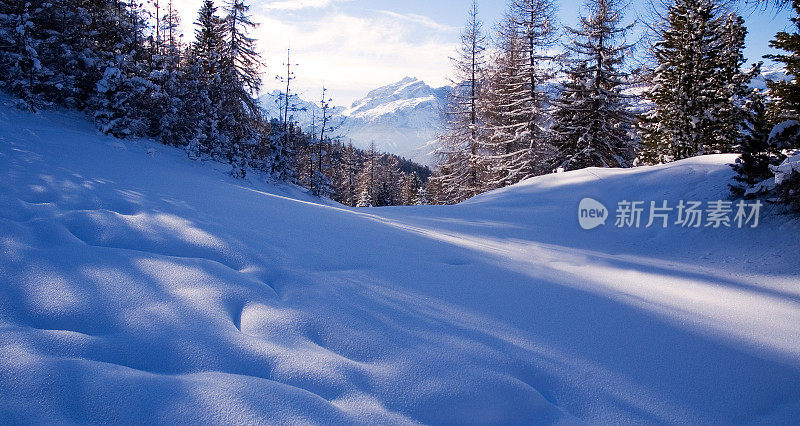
[1,100,799,424]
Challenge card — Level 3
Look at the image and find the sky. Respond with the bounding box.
[169,0,794,106]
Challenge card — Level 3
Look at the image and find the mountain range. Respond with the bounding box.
[259,67,789,168]
[260,77,449,166]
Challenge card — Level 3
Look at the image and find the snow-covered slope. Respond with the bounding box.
[1,100,800,424]
[260,78,448,165]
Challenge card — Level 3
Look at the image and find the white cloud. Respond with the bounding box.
[372,10,457,32]
[254,11,456,104]
[169,0,458,105]
[261,0,352,11]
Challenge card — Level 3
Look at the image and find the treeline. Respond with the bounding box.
[0,0,431,206]
[293,132,431,206]
[0,0,290,178]
[433,0,800,208]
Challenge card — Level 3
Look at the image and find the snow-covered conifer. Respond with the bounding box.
[438,0,487,202]
[731,90,786,196]
[0,0,51,110]
[551,0,637,170]
[639,0,754,163]
[765,0,800,147]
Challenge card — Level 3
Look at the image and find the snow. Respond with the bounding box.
[772,152,800,186]
[260,78,447,165]
[749,64,790,92]
[769,120,800,149]
[1,98,800,424]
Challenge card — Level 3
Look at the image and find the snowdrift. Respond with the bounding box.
[1,100,799,424]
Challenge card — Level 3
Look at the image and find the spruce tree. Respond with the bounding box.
[765,0,800,147]
[731,90,786,196]
[639,0,754,163]
[183,0,226,158]
[0,0,51,110]
[551,0,637,170]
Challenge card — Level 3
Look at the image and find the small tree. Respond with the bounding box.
[730,91,786,196]
[356,143,378,207]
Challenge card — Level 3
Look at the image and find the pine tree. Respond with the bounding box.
[270,48,302,182]
[715,13,759,153]
[761,0,800,210]
[223,0,261,94]
[43,0,103,108]
[481,18,540,189]
[434,148,471,204]
[765,0,800,147]
[0,0,51,110]
[425,173,444,205]
[375,154,401,206]
[639,0,755,163]
[216,0,263,177]
[356,143,378,207]
[150,0,185,144]
[89,0,154,138]
[510,0,559,171]
[162,0,182,52]
[305,85,337,198]
[479,0,558,191]
[399,172,420,206]
[153,35,186,144]
[183,0,226,158]
[93,64,154,137]
[438,0,487,202]
[356,184,373,208]
[551,0,637,170]
[333,142,359,206]
[731,90,786,196]
[413,185,429,205]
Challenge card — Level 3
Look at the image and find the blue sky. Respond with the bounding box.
[171,0,793,105]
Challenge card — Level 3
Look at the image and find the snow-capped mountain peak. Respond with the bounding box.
[339,78,448,163]
[259,77,449,165]
[343,77,443,118]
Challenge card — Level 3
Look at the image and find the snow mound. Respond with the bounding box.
[1,100,800,424]
[773,152,800,185]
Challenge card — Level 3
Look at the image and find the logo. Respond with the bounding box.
[577,198,762,230]
[579,198,608,230]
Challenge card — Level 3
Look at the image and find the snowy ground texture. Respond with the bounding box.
[1,99,800,424]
